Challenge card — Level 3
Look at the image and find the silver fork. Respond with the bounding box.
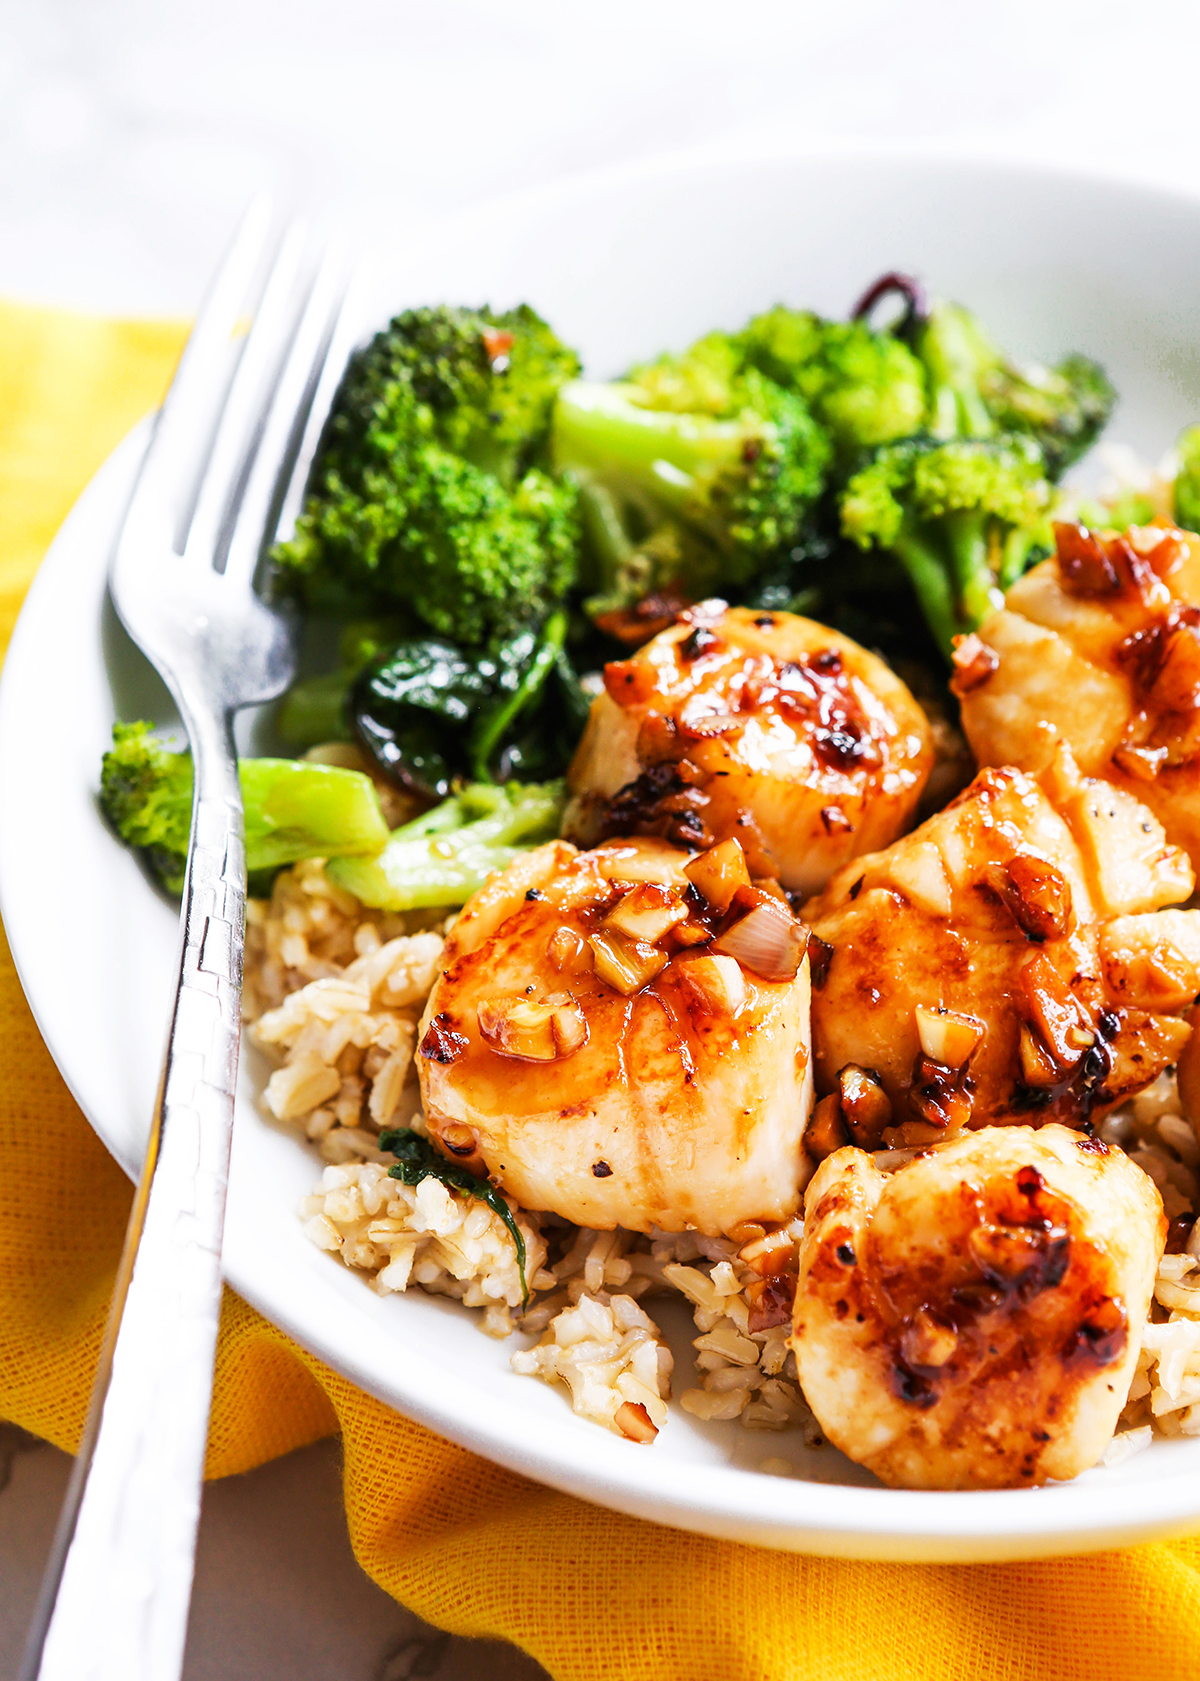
[20,201,352,1681]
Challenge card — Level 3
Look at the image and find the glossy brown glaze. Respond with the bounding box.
[803,756,1200,1137]
[791,1125,1165,1489]
[417,836,814,1234]
[958,521,1200,872]
[565,604,933,897]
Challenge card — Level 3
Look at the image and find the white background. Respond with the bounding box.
[1,1,1197,1675]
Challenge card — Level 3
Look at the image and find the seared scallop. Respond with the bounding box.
[804,747,1200,1148]
[565,603,934,897]
[416,834,814,1234]
[955,521,1200,871]
[791,1124,1165,1489]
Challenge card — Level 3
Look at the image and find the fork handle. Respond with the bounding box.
[21,706,246,1681]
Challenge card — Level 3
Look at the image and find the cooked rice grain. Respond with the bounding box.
[511,1290,673,1439]
[300,1160,546,1338]
[246,862,443,1159]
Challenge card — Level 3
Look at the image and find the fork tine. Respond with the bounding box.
[184,219,309,571]
[221,242,353,588]
[133,194,275,552]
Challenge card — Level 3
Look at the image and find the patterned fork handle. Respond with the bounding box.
[23,708,245,1679]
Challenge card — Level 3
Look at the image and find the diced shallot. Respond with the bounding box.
[679,954,746,1016]
[711,895,806,982]
[478,992,588,1060]
[914,1004,985,1069]
[604,882,688,943]
[588,928,669,996]
[683,837,751,914]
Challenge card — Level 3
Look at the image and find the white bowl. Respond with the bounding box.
[5,146,1200,1561]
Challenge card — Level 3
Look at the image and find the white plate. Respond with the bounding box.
[5,147,1200,1562]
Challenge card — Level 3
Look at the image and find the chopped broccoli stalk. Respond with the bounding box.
[327,780,565,910]
[100,722,389,894]
[912,303,1115,479]
[272,304,582,644]
[378,1126,529,1307]
[840,435,1052,657]
[736,306,928,460]
[553,368,829,617]
[1174,425,1200,532]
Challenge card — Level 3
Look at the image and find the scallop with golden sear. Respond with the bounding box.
[955,520,1200,871]
[565,603,934,898]
[791,1124,1164,1489]
[416,834,814,1235]
[804,747,1200,1151]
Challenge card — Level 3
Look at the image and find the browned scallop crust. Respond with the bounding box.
[803,754,1200,1142]
[416,837,813,1235]
[791,1126,1165,1490]
[565,604,934,898]
[957,522,1200,871]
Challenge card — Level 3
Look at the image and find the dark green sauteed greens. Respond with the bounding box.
[378,1127,530,1307]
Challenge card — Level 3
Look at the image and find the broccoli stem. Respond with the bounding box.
[100,725,391,895]
[998,525,1044,591]
[890,529,962,660]
[237,760,390,872]
[576,478,636,583]
[943,509,1001,631]
[554,380,742,498]
[326,782,565,910]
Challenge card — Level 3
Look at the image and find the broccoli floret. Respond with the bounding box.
[736,306,928,461]
[621,331,745,416]
[1174,425,1200,531]
[318,303,578,488]
[327,780,565,910]
[840,435,1052,657]
[396,451,580,646]
[272,305,582,643]
[100,722,389,894]
[553,366,830,618]
[912,302,1115,478]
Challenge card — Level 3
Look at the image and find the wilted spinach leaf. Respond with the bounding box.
[378,1126,529,1306]
[351,611,587,798]
[351,638,494,796]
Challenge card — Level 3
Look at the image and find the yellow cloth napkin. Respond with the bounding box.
[3,296,1200,1681]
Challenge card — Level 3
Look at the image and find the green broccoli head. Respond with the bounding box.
[1174,425,1200,532]
[979,351,1115,482]
[396,454,580,647]
[100,721,194,892]
[272,306,583,644]
[326,303,579,487]
[912,302,1115,479]
[736,306,928,459]
[553,367,830,618]
[623,332,744,416]
[841,433,1052,655]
